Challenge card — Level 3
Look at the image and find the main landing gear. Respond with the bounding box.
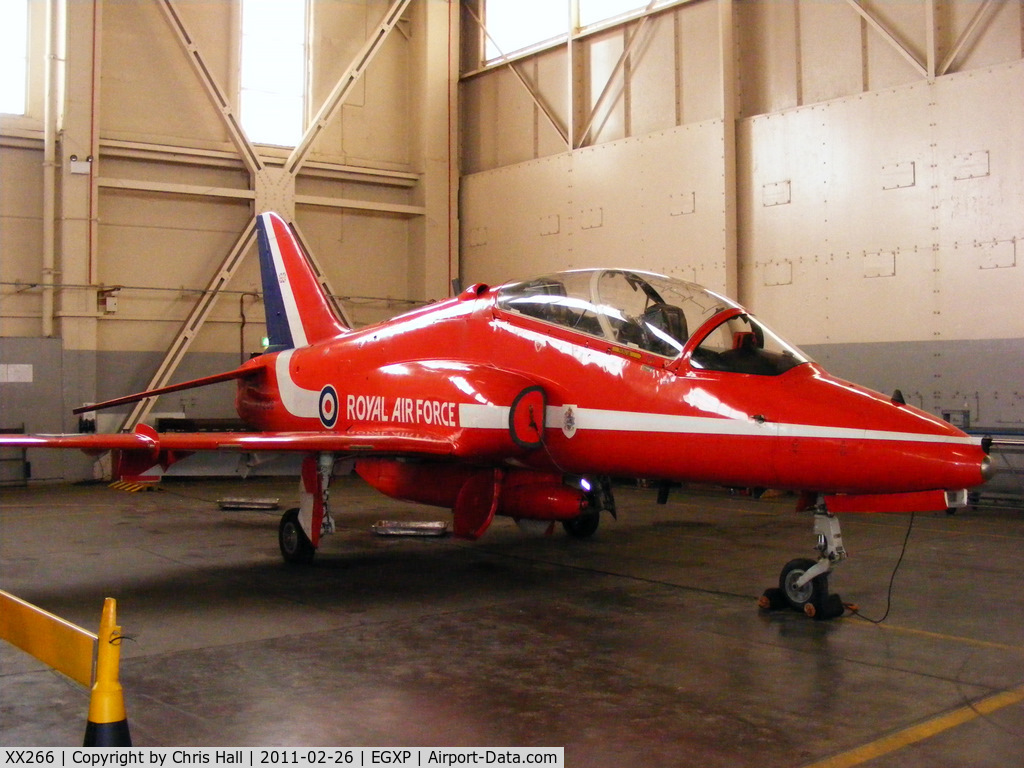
[279,453,337,565]
[759,500,848,620]
[279,507,315,564]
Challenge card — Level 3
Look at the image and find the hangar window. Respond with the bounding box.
[482,0,671,63]
[0,0,29,115]
[578,1,662,28]
[240,0,308,147]
[483,0,566,62]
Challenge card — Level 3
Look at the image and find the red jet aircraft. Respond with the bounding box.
[1,212,993,619]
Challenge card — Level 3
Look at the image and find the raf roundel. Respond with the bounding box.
[318,385,339,428]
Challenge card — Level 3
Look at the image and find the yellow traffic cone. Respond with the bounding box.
[83,598,132,747]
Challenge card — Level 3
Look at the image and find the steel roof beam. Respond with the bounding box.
[938,0,997,76]
[121,0,418,431]
[576,0,660,149]
[121,220,257,430]
[156,0,264,176]
[462,2,569,147]
[285,0,413,177]
[843,0,928,79]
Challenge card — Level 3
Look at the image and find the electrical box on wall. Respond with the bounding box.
[68,155,92,175]
[98,288,119,314]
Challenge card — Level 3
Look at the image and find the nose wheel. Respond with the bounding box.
[759,504,848,620]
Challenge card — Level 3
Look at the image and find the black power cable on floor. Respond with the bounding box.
[847,511,916,624]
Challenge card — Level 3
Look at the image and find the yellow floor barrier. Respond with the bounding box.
[0,591,131,746]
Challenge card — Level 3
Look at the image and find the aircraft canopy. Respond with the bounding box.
[496,269,811,375]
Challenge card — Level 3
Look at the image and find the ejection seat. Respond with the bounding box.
[640,302,688,356]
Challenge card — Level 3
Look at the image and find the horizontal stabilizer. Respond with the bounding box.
[73,368,255,414]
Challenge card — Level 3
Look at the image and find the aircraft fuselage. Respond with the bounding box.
[235,283,986,501]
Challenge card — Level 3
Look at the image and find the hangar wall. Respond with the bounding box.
[742,61,1024,425]
[0,0,459,480]
[459,0,1024,430]
[460,119,731,288]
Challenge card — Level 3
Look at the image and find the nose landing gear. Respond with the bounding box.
[759,500,848,620]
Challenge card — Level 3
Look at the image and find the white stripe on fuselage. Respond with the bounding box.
[263,215,308,349]
[276,350,319,419]
[456,403,980,446]
[459,403,511,429]
[274,385,978,447]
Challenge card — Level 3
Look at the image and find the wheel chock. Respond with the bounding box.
[757,587,788,611]
[805,593,846,621]
[760,587,845,620]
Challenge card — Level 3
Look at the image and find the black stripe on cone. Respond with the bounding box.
[84,719,132,747]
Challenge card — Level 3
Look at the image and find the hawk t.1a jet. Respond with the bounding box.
[2,212,993,619]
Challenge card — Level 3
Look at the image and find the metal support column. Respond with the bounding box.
[719,0,739,299]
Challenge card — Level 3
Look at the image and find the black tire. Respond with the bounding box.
[779,558,828,613]
[562,508,600,539]
[279,507,316,565]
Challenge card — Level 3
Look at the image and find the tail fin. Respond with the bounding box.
[256,212,349,351]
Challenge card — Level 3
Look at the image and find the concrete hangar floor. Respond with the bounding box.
[1,475,1022,766]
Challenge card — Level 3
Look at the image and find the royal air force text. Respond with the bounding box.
[347,395,457,428]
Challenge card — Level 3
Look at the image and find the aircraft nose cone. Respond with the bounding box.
[981,455,995,482]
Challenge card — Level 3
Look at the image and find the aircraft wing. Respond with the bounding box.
[152,430,457,456]
[0,425,456,459]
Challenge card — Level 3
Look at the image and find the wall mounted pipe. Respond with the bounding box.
[41,0,62,338]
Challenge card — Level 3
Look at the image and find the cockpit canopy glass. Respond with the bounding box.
[688,312,810,375]
[496,269,811,375]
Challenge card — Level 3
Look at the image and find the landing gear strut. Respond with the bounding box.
[279,452,337,565]
[760,499,847,620]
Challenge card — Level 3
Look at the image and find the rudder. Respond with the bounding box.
[256,212,349,351]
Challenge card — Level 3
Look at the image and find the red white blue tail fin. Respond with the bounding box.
[256,212,349,351]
